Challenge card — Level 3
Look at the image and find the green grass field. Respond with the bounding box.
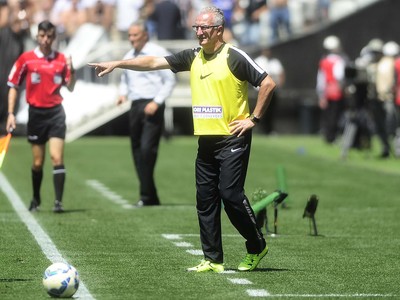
[1,135,399,299]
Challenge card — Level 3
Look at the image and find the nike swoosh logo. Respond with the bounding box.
[200,73,213,80]
[230,148,241,153]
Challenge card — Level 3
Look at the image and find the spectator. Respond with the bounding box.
[316,35,348,144]
[118,20,176,207]
[89,6,276,272]
[268,0,291,43]
[394,43,400,157]
[4,0,33,30]
[378,41,398,137]
[0,1,29,133]
[115,0,144,40]
[140,0,157,38]
[51,0,90,45]
[317,0,330,23]
[340,46,373,153]
[239,0,266,45]
[394,43,400,130]
[364,38,390,158]
[171,0,196,39]
[254,47,285,134]
[31,0,56,27]
[148,0,185,40]
[86,0,116,37]
[6,20,76,212]
[301,0,319,28]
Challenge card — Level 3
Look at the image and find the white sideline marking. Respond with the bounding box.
[174,242,193,247]
[0,172,95,300]
[222,270,237,274]
[162,234,182,240]
[86,179,132,209]
[186,249,203,255]
[264,294,396,298]
[162,232,397,299]
[247,289,270,297]
[228,278,253,285]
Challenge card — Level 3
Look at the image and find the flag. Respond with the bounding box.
[0,133,12,169]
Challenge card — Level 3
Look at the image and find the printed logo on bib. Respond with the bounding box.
[200,73,213,80]
[193,106,223,119]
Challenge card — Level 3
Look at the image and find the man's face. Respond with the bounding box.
[193,13,220,48]
[37,29,56,52]
[128,25,148,52]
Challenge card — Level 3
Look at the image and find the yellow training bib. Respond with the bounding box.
[190,44,250,135]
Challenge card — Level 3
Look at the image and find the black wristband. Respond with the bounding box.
[249,113,260,124]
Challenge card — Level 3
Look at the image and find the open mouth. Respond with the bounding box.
[197,35,207,42]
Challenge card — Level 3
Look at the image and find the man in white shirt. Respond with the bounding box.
[118,20,176,206]
[255,47,285,134]
[115,0,144,39]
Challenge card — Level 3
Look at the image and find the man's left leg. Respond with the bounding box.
[218,134,268,271]
[139,104,165,204]
[49,137,66,213]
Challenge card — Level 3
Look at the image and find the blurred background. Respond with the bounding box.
[1,0,399,142]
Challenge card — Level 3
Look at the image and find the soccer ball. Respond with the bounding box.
[42,262,79,298]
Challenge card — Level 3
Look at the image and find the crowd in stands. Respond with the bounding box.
[4,0,400,159]
[0,0,335,50]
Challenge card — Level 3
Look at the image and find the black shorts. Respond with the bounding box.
[27,105,66,144]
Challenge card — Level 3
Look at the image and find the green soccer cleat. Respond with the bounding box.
[237,245,269,271]
[187,260,224,273]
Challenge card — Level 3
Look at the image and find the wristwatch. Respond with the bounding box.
[248,113,260,124]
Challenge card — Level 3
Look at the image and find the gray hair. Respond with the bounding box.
[199,6,225,26]
[129,19,148,33]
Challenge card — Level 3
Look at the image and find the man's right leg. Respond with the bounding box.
[195,137,224,264]
[129,102,146,205]
[29,144,45,211]
[139,104,165,205]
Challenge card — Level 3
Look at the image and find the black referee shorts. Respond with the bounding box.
[27,104,66,144]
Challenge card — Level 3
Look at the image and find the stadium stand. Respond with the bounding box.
[13,0,384,140]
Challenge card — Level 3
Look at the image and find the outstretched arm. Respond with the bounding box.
[88,56,171,77]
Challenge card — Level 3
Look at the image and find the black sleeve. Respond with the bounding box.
[227,46,268,87]
[164,47,200,73]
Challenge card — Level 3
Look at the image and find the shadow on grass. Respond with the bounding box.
[53,209,88,214]
[224,267,291,272]
[256,267,291,272]
[0,278,33,282]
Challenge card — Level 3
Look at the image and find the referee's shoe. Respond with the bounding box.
[53,201,64,213]
[28,199,40,212]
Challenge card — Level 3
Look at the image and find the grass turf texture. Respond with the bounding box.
[1,135,399,299]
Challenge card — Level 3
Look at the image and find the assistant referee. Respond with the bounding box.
[6,20,76,213]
